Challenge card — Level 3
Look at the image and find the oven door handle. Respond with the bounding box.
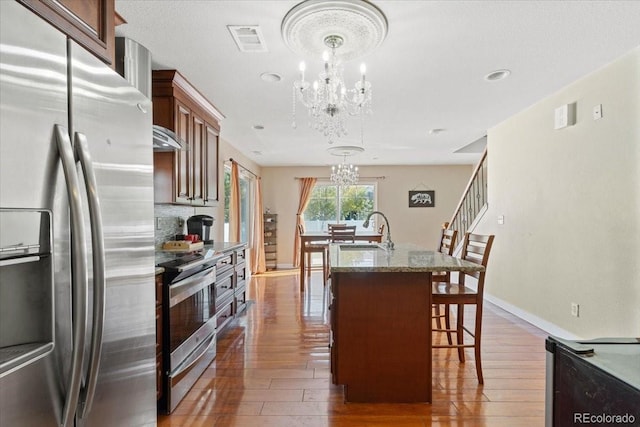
[169,267,216,307]
[175,256,218,272]
[170,332,216,379]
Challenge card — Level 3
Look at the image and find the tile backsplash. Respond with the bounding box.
[154,204,194,250]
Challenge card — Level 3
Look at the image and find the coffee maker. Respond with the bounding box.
[187,215,214,244]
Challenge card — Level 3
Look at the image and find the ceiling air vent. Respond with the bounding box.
[228,25,268,53]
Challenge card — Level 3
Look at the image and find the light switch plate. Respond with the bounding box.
[593,104,603,120]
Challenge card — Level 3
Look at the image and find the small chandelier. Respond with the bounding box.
[292,34,372,144]
[328,145,363,186]
[331,156,359,186]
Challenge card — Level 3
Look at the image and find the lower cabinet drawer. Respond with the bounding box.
[235,265,246,283]
[155,306,162,355]
[235,248,246,264]
[216,296,234,331]
[155,274,163,306]
[156,353,163,401]
[235,286,247,314]
[215,273,234,303]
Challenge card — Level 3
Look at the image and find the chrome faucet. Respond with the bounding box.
[362,211,394,250]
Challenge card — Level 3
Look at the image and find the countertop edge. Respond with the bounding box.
[330,266,484,273]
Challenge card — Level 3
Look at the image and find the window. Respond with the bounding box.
[303,183,376,231]
[223,165,253,242]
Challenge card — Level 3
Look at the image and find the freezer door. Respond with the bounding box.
[68,42,156,426]
[0,2,71,426]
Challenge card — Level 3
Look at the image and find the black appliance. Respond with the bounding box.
[187,215,214,244]
[157,250,220,413]
[545,336,640,426]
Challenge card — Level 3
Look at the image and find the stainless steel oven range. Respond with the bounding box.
[157,252,219,413]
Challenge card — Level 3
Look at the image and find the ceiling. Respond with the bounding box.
[114,1,640,167]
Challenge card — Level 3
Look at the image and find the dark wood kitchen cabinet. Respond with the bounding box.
[152,70,223,206]
[17,0,116,66]
[234,247,248,314]
[213,244,248,336]
[155,272,164,401]
[214,252,235,332]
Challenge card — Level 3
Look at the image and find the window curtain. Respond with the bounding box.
[229,161,240,242]
[293,177,317,267]
[250,177,266,274]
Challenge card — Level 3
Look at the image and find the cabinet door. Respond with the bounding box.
[204,123,219,204]
[174,99,191,204]
[18,0,115,66]
[191,113,206,205]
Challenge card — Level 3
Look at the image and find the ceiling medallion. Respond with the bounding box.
[327,145,364,156]
[282,0,388,61]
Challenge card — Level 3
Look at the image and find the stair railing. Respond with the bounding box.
[448,147,488,251]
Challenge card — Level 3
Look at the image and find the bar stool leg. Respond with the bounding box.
[322,249,327,286]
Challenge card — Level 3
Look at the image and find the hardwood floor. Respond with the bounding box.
[158,269,547,426]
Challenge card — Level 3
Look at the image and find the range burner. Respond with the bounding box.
[158,253,203,270]
[157,247,220,273]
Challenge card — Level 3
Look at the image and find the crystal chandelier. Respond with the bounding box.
[331,155,359,186]
[328,145,363,186]
[292,35,372,144]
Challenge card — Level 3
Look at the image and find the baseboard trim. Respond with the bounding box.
[484,292,580,340]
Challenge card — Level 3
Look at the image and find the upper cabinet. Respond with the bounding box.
[17,0,116,66]
[153,70,224,206]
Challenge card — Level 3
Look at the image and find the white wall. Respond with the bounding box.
[475,47,640,338]
[261,164,473,267]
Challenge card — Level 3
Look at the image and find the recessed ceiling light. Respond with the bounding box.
[260,72,282,83]
[252,124,264,130]
[484,69,511,82]
[429,128,445,135]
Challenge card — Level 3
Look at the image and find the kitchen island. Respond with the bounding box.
[328,243,484,403]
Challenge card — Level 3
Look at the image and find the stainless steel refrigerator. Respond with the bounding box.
[0,1,156,426]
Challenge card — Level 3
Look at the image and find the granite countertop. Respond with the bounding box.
[155,241,246,267]
[329,242,484,273]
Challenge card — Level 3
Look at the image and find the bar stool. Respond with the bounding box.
[432,232,495,384]
[432,228,458,344]
[298,224,328,286]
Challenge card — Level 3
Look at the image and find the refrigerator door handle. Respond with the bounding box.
[54,125,88,427]
[73,132,106,419]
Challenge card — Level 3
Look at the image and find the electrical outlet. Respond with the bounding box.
[571,303,580,317]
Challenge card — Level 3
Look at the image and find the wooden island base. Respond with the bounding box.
[330,271,433,403]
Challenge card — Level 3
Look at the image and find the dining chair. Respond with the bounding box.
[432,228,458,343]
[378,223,385,234]
[327,223,347,231]
[432,232,494,384]
[330,225,356,243]
[298,224,328,286]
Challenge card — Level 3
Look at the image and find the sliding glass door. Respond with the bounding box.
[223,165,253,242]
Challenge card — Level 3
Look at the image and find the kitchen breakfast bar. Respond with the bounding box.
[328,243,484,403]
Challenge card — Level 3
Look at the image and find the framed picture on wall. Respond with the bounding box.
[408,190,435,207]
